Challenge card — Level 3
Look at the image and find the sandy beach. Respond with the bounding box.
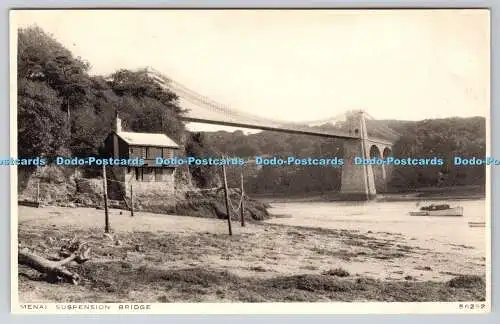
[16,204,486,303]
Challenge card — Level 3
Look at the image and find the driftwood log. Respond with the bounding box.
[18,239,91,285]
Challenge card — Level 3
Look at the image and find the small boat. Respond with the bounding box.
[409,204,463,216]
[468,222,485,228]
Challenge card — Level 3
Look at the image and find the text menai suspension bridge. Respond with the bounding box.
[2,156,499,167]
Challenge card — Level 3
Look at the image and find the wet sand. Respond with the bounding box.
[16,205,486,302]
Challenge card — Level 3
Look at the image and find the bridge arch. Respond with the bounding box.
[369,145,386,193]
[382,146,394,191]
[383,147,392,158]
[369,145,381,159]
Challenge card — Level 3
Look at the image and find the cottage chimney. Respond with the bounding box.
[115,111,122,133]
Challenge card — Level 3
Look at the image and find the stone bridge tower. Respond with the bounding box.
[340,110,377,200]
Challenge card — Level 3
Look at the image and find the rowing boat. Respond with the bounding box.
[409,206,464,216]
[468,222,485,227]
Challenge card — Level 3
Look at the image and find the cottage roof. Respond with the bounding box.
[116,131,179,148]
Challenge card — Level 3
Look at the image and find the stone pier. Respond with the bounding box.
[339,111,392,200]
[340,138,376,200]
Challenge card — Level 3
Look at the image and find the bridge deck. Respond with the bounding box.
[180,116,393,146]
[147,68,395,147]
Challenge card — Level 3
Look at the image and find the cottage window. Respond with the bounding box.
[147,147,161,159]
[162,148,174,159]
[130,147,145,159]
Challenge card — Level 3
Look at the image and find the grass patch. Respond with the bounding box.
[19,262,486,303]
[447,275,485,289]
[323,268,350,277]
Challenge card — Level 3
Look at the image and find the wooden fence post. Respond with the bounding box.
[130,183,134,217]
[222,164,232,236]
[36,180,40,204]
[240,168,245,227]
[102,164,110,233]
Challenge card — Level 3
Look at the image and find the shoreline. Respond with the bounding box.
[252,187,485,204]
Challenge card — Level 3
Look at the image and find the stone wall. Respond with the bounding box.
[129,180,175,199]
[124,167,175,199]
[76,178,103,195]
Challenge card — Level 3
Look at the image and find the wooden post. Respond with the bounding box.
[186,163,192,187]
[102,164,110,233]
[240,168,245,227]
[130,183,134,217]
[222,164,232,236]
[36,180,40,204]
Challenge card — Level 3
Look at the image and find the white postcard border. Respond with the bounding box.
[8,8,493,315]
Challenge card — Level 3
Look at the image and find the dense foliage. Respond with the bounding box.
[184,132,221,188]
[387,117,486,190]
[17,26,185,161]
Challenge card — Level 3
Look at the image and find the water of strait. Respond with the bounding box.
[267,199,488,256]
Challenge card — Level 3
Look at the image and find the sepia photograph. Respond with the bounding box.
[10,9,490,314]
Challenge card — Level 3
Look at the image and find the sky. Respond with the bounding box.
[11,9,490,133]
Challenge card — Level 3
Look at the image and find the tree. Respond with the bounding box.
[185,132,221,188]
[108,69,186,143]
[17,78,69,157]
[18,26,188,158]
[18,26,92,117]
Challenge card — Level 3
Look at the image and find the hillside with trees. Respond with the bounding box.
[18,26,185,161]
[17,26,210,202]
[17,25,274,220]
[202,117,486,196]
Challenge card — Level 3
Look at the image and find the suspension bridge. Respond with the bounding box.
[143,67,401,201]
